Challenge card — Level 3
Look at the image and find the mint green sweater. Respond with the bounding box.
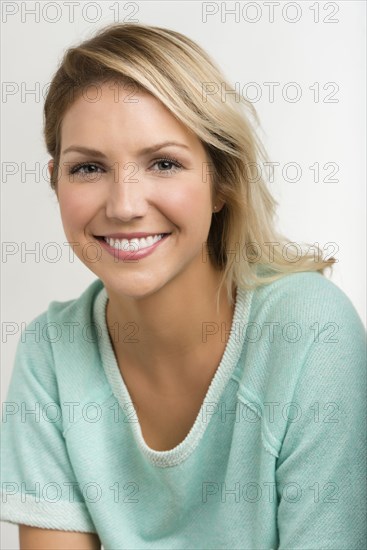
[1,272,366,549]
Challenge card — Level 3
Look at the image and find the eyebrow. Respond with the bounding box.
[62,141,190,158]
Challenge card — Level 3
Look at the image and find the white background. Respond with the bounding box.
[1,1,366,548]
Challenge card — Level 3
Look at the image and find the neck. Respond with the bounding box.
[105,264,236,385]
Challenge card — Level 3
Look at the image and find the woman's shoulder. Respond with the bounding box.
[22,278,104,336]
[47,278,104,324]
[250,270,365,336]
[244,270,366,380]
[11,278,109,420]
[14,278,105,374]
[252,269,347,305]
[236,270,366,459]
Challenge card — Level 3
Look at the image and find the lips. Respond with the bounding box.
[97,232,171,261]
[103,233,165,251]
[95,232,171,240]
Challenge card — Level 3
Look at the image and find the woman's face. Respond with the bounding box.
[49,82,222,299]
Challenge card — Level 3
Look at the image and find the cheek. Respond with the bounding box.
[58,189,94,233]
[158,180,211,217]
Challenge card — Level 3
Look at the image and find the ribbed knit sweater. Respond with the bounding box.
[1,272,366,549]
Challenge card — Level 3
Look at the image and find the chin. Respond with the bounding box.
[102,274,169,301]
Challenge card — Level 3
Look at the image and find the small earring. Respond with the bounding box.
[213,205,217,212]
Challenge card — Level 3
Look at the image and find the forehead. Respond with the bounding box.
[60,82,205,156]
[61,84,166,130]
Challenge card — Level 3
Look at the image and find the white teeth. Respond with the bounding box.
[104,234,165,251]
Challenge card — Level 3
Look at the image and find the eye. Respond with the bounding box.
[67,157,183,180]
[68,162,105,176]
[149,156,183,175]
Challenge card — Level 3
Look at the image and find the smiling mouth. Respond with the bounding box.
[95,233,171,251]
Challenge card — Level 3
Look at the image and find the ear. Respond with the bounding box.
[47,159,59,198]
[47,159,54,179]
[213,198,226,213]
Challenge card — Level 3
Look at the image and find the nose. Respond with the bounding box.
[105,161,149,221]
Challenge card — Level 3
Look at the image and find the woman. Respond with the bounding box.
[1,22,366,550]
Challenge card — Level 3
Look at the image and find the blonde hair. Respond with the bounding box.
[43,22,336,310]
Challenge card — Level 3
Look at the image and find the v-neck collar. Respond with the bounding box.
[93,283,254,467]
